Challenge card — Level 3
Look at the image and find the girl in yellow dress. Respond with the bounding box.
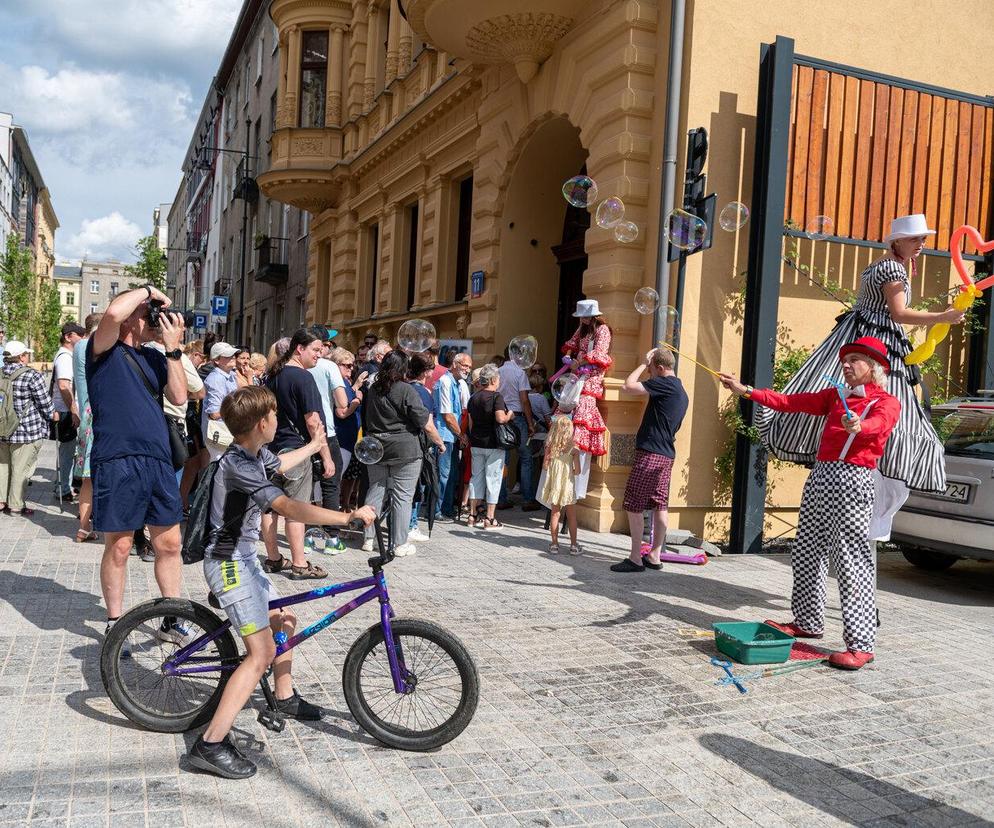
[540,415,582,555]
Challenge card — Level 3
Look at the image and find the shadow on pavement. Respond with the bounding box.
[0,570,104,641]
[699,733,990,826]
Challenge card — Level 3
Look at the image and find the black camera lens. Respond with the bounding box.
[146,299,165,328]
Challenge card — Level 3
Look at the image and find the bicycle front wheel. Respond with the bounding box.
[100,598,239,733]
[342,618,479,751]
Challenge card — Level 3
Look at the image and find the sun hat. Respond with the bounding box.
[573,299,602,318]
[839,336,889,373]
[2,340,33,358]
[210,342,238,359]
[883,214,936,244]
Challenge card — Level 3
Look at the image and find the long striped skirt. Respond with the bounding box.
[756,310,946,494]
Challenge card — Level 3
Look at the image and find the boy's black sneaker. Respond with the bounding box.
[276,689,323,720]
[188,736,256,779]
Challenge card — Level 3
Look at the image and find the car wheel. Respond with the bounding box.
[901,547,958,571]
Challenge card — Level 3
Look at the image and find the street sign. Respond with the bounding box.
[193,313,208,331]
[470,270,484,299]
[211,295,229,323]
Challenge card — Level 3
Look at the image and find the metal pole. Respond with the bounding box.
[653,0,686,342]
[237,117,250,345]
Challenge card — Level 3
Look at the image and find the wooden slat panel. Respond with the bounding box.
[805,69,829,224]
[822,72,846,234]
[925,96,945,237]
[790,66,814,227]
[938,99,959,249]
[835,74,859,238]
[866,83,891,241]
[966,104,985,239]
[896,90,918,218]
[851,79,876,239]
[981,107,993,237]
[911,93,932,214]
[785,65,799,222]
[952,103,972,241]
[882,86,904,235]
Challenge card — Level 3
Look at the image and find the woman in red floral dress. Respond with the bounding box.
[558,299,612,498]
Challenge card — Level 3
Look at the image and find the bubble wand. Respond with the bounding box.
[822,374,852,417]
[659,342,722,379]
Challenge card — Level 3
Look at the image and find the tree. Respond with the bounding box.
[32,279,65,361]
[0,235,34,342]
[124,235,167,290]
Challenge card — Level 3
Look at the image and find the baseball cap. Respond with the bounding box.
[210,342,238,359]
[3,340,33,358]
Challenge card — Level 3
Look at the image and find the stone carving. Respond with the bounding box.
[465,12,574,83]
[292,137,325,156]
[608,432,634,468]
[275,104,293,129]
[455,313,468,337]
[327,92,343,125]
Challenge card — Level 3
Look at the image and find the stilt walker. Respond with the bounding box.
[720,337,900,670]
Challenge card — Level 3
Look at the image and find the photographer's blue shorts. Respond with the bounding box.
[92,455,183,532]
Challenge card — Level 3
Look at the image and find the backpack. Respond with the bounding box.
[0,367,30,439]
[182,458,221,564]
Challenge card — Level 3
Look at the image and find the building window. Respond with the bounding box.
[110,282,119,297]
[454,175,473,301]
[256,37,264,84]
[65,291,75,306]
[405,203,419,310]
[269,92,277,142]
[90,280,99,294]
[299,31,328,128]
[367,222,380,316]
[89,303,98,314]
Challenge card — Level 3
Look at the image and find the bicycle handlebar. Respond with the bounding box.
[347,513,393,569]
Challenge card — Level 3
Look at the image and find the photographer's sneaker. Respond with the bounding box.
[361,538,375,553]
[394,543,416,557]
[408,527,430,543]
[155,617,193,646]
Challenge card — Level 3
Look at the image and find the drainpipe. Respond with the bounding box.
[652,0,686,344]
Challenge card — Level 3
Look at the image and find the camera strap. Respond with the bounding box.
[122,347,164,407]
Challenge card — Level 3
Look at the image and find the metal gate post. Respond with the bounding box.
[729,35,794,554]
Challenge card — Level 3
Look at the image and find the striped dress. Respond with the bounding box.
[756,258,946,493]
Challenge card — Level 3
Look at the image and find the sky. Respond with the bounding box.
[0,0,242,263]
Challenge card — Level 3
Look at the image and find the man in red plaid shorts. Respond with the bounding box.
[611,348,688,572]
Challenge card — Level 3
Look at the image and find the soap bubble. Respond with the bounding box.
[355,435,384,465]
[561,176,598,209]
[551,375,571,403]
[719,202,749,231]
[667,209,707,250]
[595,197,625,229]
[634,287,659,315]
[304,527,328,552]
[806,215,834,240]
[397,318,435,353]
[614,221,639,243]
[508,335,538,370]
[660,305,680,344]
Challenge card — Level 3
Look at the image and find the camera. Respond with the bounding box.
[147,300,196,329]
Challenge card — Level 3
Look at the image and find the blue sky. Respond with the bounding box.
[0,0,241,262]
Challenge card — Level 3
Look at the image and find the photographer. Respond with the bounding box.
[87,285,189,645]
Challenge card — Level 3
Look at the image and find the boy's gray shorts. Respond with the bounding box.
[203,554,277,638]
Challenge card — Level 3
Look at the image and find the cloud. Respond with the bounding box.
[64,212,143,261]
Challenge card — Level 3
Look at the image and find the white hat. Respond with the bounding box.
[883,214,936,244]
[210,342,238,359]
[573,299,602,318]
[3,340,32,358]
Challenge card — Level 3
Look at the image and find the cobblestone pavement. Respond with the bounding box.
[1,447,994,827]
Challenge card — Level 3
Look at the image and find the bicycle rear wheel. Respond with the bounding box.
[100,598,239,733]
[342,618,479,751]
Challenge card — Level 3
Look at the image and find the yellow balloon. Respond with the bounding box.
[904,285,978,366]
[904,340,935,366]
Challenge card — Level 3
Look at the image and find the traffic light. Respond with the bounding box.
[668,127,717,262]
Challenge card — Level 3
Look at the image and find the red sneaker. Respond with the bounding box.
[762,619,823,639]
[829,650,875,670]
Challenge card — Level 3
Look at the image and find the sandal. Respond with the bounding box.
[548,542,560,555]
[484,517,502,529]
[75,529,98,543]
[568,544,581,556]
[609,558,645,573]
[263,555,292,574]
[289,562,328,580]
[466,516,476,528]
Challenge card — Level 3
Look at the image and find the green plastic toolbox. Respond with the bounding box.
[712,621,794,665]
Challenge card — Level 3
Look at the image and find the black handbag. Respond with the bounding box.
[492,394,518,449]
[122,349,188,471]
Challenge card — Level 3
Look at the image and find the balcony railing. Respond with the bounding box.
[233,158,259,203]
[255,236,289,286]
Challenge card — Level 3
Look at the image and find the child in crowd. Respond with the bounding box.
[540,415,581,555]
[188,386,374,780]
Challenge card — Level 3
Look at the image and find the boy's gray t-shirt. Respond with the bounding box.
[205,444,284,560]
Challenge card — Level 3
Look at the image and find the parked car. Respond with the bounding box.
[891,397,994,570]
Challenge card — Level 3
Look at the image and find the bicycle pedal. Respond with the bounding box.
[257,709,286,733]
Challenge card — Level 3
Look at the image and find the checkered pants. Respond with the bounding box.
[791,461,877,653]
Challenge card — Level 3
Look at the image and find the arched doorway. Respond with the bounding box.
[497,117,588,367]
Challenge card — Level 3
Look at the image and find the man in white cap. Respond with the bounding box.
[0,341,55,516]
[203,342,239,462]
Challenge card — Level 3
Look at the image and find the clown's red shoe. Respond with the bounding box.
[828,650,875,670]
[762,619,823,639]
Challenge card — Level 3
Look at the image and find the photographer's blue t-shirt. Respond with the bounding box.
[86,338,171,465]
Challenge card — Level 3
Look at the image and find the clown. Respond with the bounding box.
[720,337,900,670]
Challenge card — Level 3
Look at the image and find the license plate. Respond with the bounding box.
[933,482,971,503]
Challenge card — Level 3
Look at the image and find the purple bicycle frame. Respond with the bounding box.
[162,568,409,694]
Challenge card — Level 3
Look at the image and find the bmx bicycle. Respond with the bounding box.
[100,514,479,751]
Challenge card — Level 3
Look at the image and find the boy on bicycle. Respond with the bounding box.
[189,386,374,779]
